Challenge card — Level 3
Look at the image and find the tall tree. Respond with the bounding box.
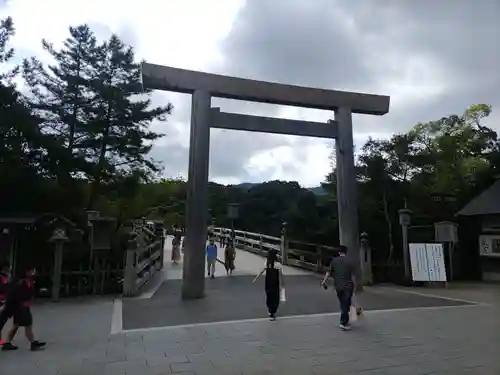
[84,33,172,206]
[22,25,99,181]
[0,17,54,213]
[22,25,173,208]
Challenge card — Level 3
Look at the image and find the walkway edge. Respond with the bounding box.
[120,303,487,334]
[374,287,485,305]
[111,298,123,335]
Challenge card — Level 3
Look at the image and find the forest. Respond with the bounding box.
[1,17,499,269]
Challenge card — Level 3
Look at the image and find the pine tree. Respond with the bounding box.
[0,17,52,212]
[0,17,40,175]
[83,33,172,206]
[22,25,172,207]
[22,25,101,179]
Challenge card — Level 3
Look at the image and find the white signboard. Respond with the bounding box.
[409,243,429,282]
[409,243,447,282]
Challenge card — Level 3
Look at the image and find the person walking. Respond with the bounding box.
[171,237,180,264]
[2,266,45,351]
[171,227,182,264]
[224,240,236,275]
[206,239,218,279]
[253,250,283,321]
[321,245,361,331]
[0,262,12,345]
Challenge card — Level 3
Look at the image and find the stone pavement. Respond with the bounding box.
[122,275,473,330]
[1,296,498,375]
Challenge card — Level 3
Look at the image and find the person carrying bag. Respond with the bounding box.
[253,250,285,321]
[321,245,362,330]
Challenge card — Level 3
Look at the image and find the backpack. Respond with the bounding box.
[0,274,9,300]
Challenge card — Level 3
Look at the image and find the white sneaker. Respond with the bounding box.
[340,324,351,331]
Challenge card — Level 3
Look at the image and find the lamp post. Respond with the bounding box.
[360,232,373,285]
[227,203,239,242]
[398,208,412,281]
[281,220,288,265]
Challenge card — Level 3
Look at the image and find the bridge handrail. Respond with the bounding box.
[212,227,338,273]
[123,223,165,297]
[216,227,280,242]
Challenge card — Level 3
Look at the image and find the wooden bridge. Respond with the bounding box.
[212,226,342,273]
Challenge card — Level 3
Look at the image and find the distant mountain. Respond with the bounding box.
[232,182,326,196]
[308,186,327,196]
[233,182,258,189]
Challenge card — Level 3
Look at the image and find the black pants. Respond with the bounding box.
[266,289,280,315]
[336,288,353,325]
[0,303,14,332]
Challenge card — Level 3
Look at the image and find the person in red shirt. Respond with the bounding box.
[2,266,45,351]
[0,262,12,345]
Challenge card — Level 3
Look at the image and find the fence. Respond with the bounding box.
[212,227,339,273]
[36,261,124,297]
[122,223,165,297]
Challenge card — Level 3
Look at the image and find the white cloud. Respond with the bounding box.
[2,0,498,188]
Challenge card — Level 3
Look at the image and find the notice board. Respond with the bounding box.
[409,243,447,282]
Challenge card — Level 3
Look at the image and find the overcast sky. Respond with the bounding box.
[2,0,499,187]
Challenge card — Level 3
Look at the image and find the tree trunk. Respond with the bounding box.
[87,125,110,209]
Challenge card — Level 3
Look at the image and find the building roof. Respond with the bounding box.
[456,179,500,216]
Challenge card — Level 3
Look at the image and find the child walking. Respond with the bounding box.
[206,239,218,279]
[2,266,45,351]
[253,250,283,321]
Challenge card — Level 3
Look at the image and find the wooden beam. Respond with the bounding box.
[210,108,338,139]
[141,63,390,115]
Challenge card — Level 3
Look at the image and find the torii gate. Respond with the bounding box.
[141,63,390,299]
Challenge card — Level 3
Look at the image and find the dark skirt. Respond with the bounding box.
[224,249,235,271]
[266,289,280,315]
[224,258,235,271]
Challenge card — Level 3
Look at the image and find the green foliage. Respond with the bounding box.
[21,24,172,208]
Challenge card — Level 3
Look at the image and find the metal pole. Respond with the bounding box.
[334,108,361,282]
[182,90,211,299]
[448,242,454,281]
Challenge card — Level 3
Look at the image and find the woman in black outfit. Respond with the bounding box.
[253,250,283,320]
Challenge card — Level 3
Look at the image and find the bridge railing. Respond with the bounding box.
[123,222,165,297]
[212,227,338,273]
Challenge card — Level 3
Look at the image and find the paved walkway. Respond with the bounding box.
[1,238,499,374]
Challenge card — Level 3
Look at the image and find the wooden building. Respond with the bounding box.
[457,179,500,281]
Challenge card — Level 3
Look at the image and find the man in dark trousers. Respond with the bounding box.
[2,266,45,351]
[0,262,12,345]
[321,245,362,330]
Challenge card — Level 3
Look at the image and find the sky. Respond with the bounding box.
[1,0,499,187]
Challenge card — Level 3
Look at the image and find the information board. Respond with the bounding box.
[409,243,447,282]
